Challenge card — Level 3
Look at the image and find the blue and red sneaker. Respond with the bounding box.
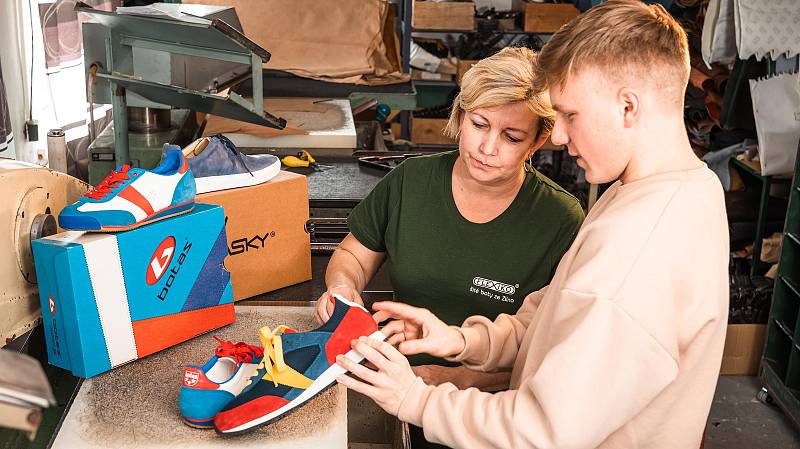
[58,149,195,232]
[213,295,385,435]
[179,336,264,428]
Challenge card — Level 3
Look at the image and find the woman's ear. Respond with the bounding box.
[529,133,548,157]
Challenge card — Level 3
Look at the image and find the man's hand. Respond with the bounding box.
[373,301,466,359]
[315,284,363,324]
[335,336,417,416]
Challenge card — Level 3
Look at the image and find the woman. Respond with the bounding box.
[316,47,583,390]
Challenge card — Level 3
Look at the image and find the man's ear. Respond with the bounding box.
[619,87,640,128]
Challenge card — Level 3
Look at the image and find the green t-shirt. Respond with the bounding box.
[348,151,584,364]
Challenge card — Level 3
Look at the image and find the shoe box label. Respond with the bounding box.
[32,203,235,378]
[225,216,276,256]
[197,170,311,300]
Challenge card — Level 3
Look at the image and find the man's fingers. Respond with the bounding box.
[379,320,405,338]
[371,301,425,321]
[372,310,392,324]
[365,336,407,365]
[398,339,429,356]
[336,354,380,384]
[354,338,389,371]
[387,333,405,346]
[336,373,380,398]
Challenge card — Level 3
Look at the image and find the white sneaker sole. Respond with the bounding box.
[195,161,280,194]
[220,328,387,435]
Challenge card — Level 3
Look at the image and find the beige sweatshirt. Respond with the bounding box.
[397,166,729,449]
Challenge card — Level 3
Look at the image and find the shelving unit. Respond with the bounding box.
[760,141,800,430]
[396,0,552,139]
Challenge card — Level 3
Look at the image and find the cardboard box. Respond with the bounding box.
[31,204,234,378]
[523,3,580,33]
[457,59,479,85]
[411,117,457,145]
[413,1,476,31]
[197,171,311,300]
[720,324,766,375]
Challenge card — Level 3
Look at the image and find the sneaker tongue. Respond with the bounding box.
[183,137,210,158]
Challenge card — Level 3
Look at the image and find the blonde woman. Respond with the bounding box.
[316,47,583,391]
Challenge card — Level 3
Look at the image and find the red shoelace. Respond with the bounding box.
[212,336,264,363]
[85,165,131,200]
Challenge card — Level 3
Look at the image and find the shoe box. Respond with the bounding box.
[31,203,235,378]
[197,170,311,301]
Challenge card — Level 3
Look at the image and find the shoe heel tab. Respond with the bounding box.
[330,293,369,313]
[182,367,217,389]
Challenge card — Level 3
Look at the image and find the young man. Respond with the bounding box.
[335,1,729,448]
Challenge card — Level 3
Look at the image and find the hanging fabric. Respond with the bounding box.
[749,72,800,176]
[701,0,736,68]
[734,0,800,61]
[0,57,12,153]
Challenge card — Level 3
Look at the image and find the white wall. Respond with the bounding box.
[0,0,83,165]
[0,1,30,161]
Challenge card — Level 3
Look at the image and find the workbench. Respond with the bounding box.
[2,253,397,448]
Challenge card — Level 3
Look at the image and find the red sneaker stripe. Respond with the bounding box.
[118,185,155,216]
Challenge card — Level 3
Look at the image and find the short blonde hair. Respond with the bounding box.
[444,47,555,140]
[535,0,690,106]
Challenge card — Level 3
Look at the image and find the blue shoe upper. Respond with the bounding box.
[164,136,278,178]
[58,149,195,231]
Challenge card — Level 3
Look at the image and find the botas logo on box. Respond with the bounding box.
[146,236,176,285]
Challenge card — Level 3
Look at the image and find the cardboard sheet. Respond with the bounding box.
[203,98,356,148]
[183,0,408,85]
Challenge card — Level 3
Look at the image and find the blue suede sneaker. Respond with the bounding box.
[58,150,195,232]
[214,295,385,435]
[164,135,280,194]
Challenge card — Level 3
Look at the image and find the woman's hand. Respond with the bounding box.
[315,284,363,324]
[373,301,466,359]
[335,336,417,416]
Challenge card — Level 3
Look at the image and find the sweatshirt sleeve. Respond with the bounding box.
[445,286,547,372]
[398,290,679,449]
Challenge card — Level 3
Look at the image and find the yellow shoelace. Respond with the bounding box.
[246,325,292,388]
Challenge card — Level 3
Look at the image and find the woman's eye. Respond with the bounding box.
[472,121,487,129]
[505,134,522,143]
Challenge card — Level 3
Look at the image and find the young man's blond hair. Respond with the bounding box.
[445,47,555,140]
[536,0,690,107]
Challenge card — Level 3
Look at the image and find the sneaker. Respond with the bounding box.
[179,336,264,428]
[213,295,385,435]
[58,150,195,232]
[164,135,280,194]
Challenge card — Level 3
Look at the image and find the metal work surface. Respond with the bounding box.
[285,157,389,208]
[51,306,347,449]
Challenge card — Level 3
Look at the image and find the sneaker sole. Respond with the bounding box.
[216,329,387,435]
[195,161,280,194]
[182,418,215,429]
[91,201,195,232]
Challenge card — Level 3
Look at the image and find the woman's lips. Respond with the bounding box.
[470,155,496,170]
